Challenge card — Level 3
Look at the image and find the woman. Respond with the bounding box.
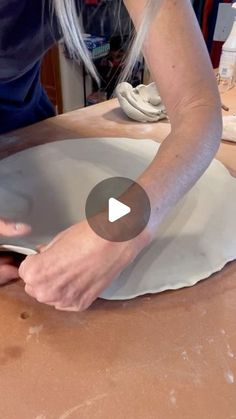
[0,0,222,311]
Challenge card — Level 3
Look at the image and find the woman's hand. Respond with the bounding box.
[19,220,147,311]
[0,219,31,285]
[0,253,25,285]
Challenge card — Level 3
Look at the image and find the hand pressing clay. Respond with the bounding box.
[116,82,167,122]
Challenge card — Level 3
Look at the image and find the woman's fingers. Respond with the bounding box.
[0,264,19,285]
[0,219,31,286]
[36,243,48,253]
[0,219,31,237]
[0,253,25,285]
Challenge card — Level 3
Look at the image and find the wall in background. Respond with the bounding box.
[193,0,236,68]
[212,2,236,68]
[59,43,92,112]
[58,1,236,112]
[214,2,236,41]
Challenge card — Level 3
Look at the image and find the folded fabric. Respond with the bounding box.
[222,116,236,143]
[116,82,167,123]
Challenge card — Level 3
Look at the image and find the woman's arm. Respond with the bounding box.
[124,0,222,233]
[19,0,222,312]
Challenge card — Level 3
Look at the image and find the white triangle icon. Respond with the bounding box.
[108,198,131,223]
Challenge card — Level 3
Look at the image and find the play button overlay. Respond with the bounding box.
[85,177,151,242]
[108,198,131,223]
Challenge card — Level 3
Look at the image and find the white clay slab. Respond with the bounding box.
[0,138,235,300]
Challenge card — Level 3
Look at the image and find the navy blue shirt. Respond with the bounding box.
[0,0,61,134]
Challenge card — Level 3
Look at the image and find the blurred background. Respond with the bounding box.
[41,0,236,114]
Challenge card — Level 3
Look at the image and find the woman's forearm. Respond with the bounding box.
[138,105,222,234]
[123,0,222,239]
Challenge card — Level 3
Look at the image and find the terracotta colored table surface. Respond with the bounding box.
[0,89,236,419]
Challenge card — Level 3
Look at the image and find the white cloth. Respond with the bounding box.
[222,116,236,143]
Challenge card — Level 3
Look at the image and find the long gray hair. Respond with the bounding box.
[54,0,163,83]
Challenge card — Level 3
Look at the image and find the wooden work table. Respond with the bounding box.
[0,89,235,419]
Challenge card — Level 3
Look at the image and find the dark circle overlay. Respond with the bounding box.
[85,177,151,242]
